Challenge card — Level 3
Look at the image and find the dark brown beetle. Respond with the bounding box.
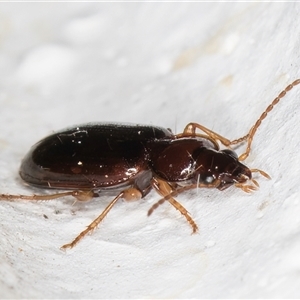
[1,79,299,249]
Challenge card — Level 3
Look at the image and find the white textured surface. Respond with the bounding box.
[1,3,300,298]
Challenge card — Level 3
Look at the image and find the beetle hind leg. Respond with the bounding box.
[61,192,123,250]
[61,187,143,249]
[0,190,98,201]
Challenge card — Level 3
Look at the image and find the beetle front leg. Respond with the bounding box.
[150,177,199,233]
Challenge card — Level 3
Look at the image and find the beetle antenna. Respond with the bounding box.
[239,79,300,161]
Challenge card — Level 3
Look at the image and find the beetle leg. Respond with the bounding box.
[180,122,257,150]
[0,190,96,201]
[61,192,124,249]
[1,187,142,249]
[61,187,143,249]
[167,197,198,233]
[180,122,231,148]
[180,123,249,149]
[147,182,179,216]
[150,177,199,233]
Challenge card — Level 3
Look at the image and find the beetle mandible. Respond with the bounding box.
[1,79,300,249]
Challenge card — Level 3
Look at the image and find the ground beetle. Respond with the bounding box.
[1,79,299,249]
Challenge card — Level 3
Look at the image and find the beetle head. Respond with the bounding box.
[209,149,252,190]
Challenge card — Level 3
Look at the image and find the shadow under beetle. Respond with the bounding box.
[1,79,300,249]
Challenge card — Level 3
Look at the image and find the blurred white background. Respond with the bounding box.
[0,2,300,298]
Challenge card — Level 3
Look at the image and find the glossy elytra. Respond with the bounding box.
[1,79,300,249]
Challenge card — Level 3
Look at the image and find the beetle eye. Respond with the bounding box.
[204,175,214,184]
[221,149,238,159]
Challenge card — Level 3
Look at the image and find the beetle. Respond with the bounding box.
[1,79,300,249]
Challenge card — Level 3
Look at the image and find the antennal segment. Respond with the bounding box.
[238,79,300,161]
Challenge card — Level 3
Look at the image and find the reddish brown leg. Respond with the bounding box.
[150,177,199,233]
[0,190,96,201]
[61,187,142,249]
[179,122,249,151]
[178,122,226,150]
[1,187,142,249]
